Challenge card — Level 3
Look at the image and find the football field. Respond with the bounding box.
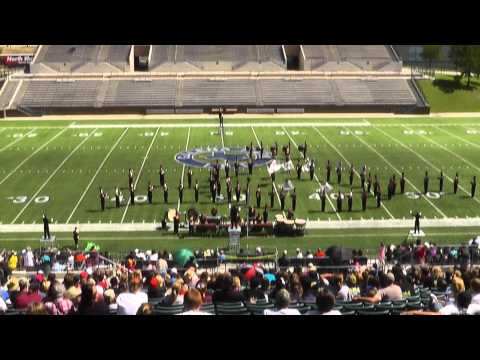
[1,116,480,231]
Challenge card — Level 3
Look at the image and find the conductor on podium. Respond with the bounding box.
[42,214,51,240]
[412,211,422,234]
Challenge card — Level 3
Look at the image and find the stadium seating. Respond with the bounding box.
[5,76,424,113]
[181,79,257,107]
[103,80,177,107]
[19,80,101,108]
[260,79,336,105]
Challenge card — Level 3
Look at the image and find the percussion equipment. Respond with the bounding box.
[284,219,294,227]
[168,209,177,222]
[275,214,285,223]
[295,219,306,230]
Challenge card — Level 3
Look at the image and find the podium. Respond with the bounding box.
[228,226,241,254]
[40,235,56,248]
[407,230,425,241]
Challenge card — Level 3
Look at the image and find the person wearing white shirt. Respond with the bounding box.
[264,289,300,315]
[24,247,34,270]
[296,248,303,259]
[0,297,7,313]
[439,291,471,315]
[470,278,480,305]
[116,275,148,315]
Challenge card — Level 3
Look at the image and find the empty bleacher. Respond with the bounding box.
[365,79,417,105]
[5,76,425,115]
[261,79,336,105]
[103,80,177,108]
[181,79,257,106]
[18,80,101,108]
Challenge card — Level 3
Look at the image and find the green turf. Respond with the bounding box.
[418,74,480,112]
[1,118,480,225]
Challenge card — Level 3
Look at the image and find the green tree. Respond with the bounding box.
[450,45,480,87]
[421,45,442,75]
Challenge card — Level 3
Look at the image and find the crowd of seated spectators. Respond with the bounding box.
[383,239,480,265]
[1,249,480,315]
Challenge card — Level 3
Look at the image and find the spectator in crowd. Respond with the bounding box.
[0,296,6,314]
[26,301,48,315]
[296,248,303,259]
[315,248,326,258]
[77,283,108,315]
[278,250,289,267]
[104,289,117,313]
[355,272,402,303]
[44,281,74,315]
[23,247,35,271]
[15,279,42,309]
[264,289,300,315]
[7,251,18,272]
[329,273,351,301]
[116,271,148,315]
[378,242,386,267]
[471,278,480,305]
[147,274,166,299]
[136,303,154,315]
[162,280,185,306]
[7,277,21,307]
[305,289,341,315]
[212,274,245,303]
[179,289,212,315]
[289,273,303,303]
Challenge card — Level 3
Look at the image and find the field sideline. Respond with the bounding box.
[0,227,479,255]
[1,116,480,235]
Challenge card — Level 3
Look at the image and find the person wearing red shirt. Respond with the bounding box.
[315,248,326,258]
[15,280,42,309]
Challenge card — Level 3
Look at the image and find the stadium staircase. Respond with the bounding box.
[255,78,264,106]
[95,79,110,108]
[330,80,344,106]
[175,77,184,108]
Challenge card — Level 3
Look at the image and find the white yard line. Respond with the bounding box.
[3,122,480,130]
[120,127,160,223]
[66,128,129,224]
[69,122,372,129]
[401,124,480,174]
[220,124,225,148]
[375,125,480,207]
[313,126,395,220]
[251,126,284,217]
[0,128,36,152]
[283,127,342,220]
[177,127,191,212]
[0,127,70,186]
[11,128,98,224]
[343,126,448,219]
[437,125,480,149]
